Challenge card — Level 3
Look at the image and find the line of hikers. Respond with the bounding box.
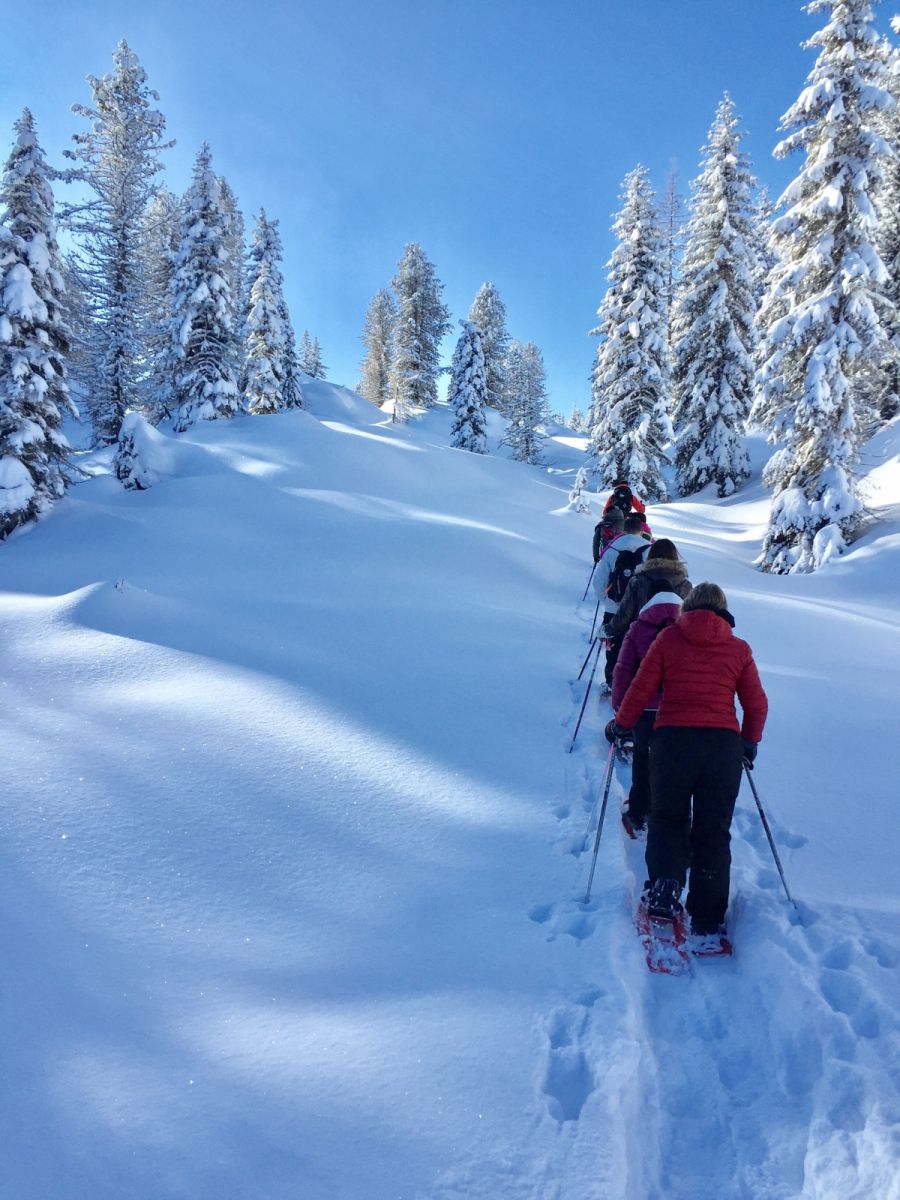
[589,480,769,942]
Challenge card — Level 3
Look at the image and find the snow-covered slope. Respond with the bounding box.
[1,389,898,1200]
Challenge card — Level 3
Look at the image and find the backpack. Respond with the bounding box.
[607,544,649,604]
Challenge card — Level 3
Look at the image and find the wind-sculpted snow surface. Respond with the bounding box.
[0,382,898,1198]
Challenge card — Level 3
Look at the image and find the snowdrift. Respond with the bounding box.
[1,389,898,1200]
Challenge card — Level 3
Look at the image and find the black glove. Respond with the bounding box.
[605,719,632,746]
[742,740,758,769]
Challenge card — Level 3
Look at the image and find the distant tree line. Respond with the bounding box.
[0,40,329,537]
[584,0,900,573]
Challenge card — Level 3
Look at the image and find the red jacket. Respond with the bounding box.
[616,609,768,742]
[607,492,648,516]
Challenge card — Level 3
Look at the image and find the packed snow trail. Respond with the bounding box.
[1,386,898,1199]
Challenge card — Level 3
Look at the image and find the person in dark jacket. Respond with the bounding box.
[603,480,645,518]
[602,481,652,537]
[609,539,691,642]
[611,582,768,937]
[591,506,624,564]
[611,582,684,835]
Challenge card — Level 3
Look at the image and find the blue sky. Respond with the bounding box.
[0,0,874,416]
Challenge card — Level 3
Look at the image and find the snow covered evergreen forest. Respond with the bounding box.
[1,2,900,1198]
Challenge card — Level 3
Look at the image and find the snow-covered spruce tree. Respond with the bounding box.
[448,320,488,453]
[299,330,327,379]
[871,13,900,422]
[0,110,78,539]
[755,0,894,573]
[358,288,396,406]
[568,465,591,512]
[503,339,548,464]
[140,185,180,421]
[671,94,757,498]
[169,146,240,432]
[243,210,287,415]
[62,40,171,442]
[748,186,780,307]
[659,170,685,351]
[587,166,671,500]
[280,306,304,409]
[570,406,589,433]
[389,242,451,422]
[468,282,511,413]
[219,177,246,387]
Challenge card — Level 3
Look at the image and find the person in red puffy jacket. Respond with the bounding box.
[602,481,652,538]
[611,581,768,937]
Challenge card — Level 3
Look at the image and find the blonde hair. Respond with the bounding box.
[682,582,728,612]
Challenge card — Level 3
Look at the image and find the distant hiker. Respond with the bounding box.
[603,480,645,518]
[610,580,684,835]
[592,505,624,564]
[593,512,651,685]
[609,582,768,938]
[609,538,691,644]
[602,480,652,538]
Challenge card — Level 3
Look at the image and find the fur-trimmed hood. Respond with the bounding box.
[636,557,688,582]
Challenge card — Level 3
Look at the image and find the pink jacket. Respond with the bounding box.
[612,592,683,710]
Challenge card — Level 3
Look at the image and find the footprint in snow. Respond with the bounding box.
[861,935,899,970]
[541,1002,597,1123]
[820,970,882,1040]
[528,903,553,926]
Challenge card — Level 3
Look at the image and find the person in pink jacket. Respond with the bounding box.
[610,582,684,835]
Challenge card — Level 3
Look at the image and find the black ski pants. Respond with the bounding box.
[646,726,743,930]
[627,709,657,826]
[602,613,622,685]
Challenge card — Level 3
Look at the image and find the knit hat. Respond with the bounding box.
[603,507,625,529]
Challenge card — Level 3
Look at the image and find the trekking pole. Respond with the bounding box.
[581,741,615,851]
[581,563,597,602]
[589,595,602,642]
[742,762,799,912]
[568,638,604,753]
[584,743,617,903]
[576,636,598,681]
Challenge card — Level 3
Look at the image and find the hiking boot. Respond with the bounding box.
[647,877,683,920]
[621,809,646,837]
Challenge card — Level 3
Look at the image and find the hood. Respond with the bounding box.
[638,590,684,617]
[636,557,688,581]
[676,608,733,646]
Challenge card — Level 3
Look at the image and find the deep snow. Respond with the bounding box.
[1,384,898,1200]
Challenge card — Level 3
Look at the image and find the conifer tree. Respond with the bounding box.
[872,13,900,421]
[358,288,396,406]
[568,466,591,512]
[280,309,304,409]
[448,320,488,453]
[62,40,172,442]
[140,185,180,420]
[659,170,685,351]
[219,177,246,386]
[243,210,287,415]
[170,146,240,432]
[570,406,589,434]
[672,94,757,497]
[755,0,894,573]
[299,330,327,379]
[468,282,511,413]
[503,339,548,464]
[389,243,451,421]
[587,166,670,500]
[0,111,78,539]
